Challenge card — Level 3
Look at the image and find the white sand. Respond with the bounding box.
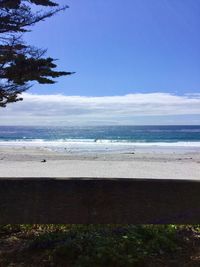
[0,146,200,179]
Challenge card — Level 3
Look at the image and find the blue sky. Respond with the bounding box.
[25,0,200,96]
[1,0,200,126]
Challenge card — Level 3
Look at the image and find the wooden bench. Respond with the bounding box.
[0,178,200,223]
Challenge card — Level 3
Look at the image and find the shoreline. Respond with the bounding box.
[1,140,200,155]
[0,146,200,179]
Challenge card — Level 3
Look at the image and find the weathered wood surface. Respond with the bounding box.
[0,178,200,223]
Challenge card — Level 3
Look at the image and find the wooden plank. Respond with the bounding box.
[0,178,200,223]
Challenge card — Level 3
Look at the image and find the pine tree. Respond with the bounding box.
[0,0,73,107]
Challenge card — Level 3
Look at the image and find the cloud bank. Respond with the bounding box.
[0,92,200,125]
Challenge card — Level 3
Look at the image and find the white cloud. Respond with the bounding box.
[0,92,200,125]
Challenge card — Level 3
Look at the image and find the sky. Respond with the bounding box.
[1,0,200,125]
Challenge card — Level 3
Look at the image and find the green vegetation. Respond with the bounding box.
[0,0,73,107]
[0,224,200,266]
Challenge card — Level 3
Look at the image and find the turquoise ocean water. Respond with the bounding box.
[0,125,200,153]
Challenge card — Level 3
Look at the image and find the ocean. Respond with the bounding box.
[0,125,200,153]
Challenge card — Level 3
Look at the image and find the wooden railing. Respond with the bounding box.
[0,178,200,223]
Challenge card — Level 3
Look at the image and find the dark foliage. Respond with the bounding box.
[0,0,73,107]
[1,225,200,267]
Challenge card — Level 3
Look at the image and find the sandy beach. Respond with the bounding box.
[0,146,200,179]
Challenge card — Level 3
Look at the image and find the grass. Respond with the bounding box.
[0,224,200,266]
